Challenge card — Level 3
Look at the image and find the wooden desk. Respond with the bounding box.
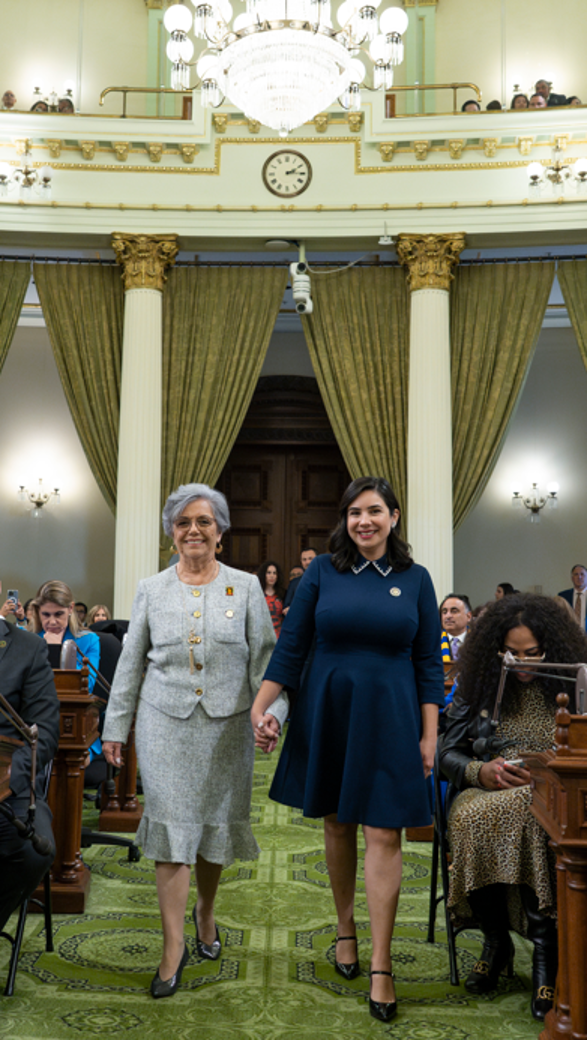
[45,669,100,913]
[527,694,586,1040]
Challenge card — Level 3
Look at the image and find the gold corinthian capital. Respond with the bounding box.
[111,233,179,291]
[396,233,466,292]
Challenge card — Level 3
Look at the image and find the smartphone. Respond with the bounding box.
[6,589,18,605]
[503,758,525,768]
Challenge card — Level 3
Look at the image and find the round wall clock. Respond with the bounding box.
[262,150,313,197]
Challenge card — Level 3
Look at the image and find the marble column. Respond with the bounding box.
[397,232,465,602]
[111,233,178,618]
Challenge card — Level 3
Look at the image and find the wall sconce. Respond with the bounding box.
[527,151,588,197]
[512,481,559,523]
[18,479,60,518]
[0,140,53,200]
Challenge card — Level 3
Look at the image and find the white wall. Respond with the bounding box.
[0,326,115,610]
[435,0,587,106]
[0,0,149,114]
[454,326,587,606]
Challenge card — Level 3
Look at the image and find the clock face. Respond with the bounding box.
[262,150,312,197]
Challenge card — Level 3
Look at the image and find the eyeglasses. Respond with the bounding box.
[500,646,544,660]
[174,516,215,530]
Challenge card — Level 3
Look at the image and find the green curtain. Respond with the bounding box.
[301,267,410,514]
[161,265,288,502]
[557,259,587,368]
[450,262,555,529]
[34,263,124,513]
[0,261,30,376]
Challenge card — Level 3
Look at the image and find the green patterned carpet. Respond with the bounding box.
[0,743,543,1039]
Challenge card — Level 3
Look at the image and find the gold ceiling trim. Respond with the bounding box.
[0,197,579,213]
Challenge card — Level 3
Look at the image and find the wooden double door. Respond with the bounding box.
[217,444,349,574]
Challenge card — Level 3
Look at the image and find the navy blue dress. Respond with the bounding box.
[265,553,444,828]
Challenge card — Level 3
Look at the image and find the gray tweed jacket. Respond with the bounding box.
[102,563,287,744]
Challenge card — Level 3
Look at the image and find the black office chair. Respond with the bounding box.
[427,747,473,985]
[1,762,54,997]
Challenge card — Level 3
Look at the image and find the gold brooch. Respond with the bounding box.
[390,587,401,597]
[226,586,234,596]
[225,609,234,618]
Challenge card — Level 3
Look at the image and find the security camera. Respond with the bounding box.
[289,260,313,314]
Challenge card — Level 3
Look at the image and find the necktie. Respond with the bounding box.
[451,637,461,660]
[575,594,582,620]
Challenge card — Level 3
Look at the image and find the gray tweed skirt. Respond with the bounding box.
[134,698,260,866]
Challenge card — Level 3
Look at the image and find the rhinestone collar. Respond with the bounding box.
[352,555,393,577]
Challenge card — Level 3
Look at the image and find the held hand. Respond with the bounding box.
[0,599,15,618]
[478,758,505,790]
[14,601,25,621]
[103,741,123,768]
[253,714,281,754]
[419,735,437,778]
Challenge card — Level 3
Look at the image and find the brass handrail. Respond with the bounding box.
[385,82,482,115]
[99,85,193,118]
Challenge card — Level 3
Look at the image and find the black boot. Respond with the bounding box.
[520,885,557,1021]
[464,884,515,994]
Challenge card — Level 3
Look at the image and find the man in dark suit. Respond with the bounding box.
[0,617,60,931]
[282,548,317,615]
[534,79,567,106]
[558,564,587,628]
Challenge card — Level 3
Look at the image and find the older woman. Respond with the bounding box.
[252,476,444,1022]
[440,594,586,1020]
[31,580,100,692]
[102,483,287,999]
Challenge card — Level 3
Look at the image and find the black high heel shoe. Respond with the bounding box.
[334,935,360,980]
[369,970,397,1022]
[464,935,515,994]
[192,906,222,961]
[150,944,189,999]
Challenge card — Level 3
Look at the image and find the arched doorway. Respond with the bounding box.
[217,376,350,573]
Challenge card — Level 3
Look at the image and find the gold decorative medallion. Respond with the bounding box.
[390,587,401,597]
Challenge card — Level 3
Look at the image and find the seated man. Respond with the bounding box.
[440,594,472,662]
[529,93,547,109]
[0,618,59,932]
[534,78,567,107]
[282,548,317,615]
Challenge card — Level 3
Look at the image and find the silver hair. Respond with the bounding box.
[162,483,231,538]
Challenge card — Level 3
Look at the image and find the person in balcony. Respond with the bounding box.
[534,79,567,106]
[510,93,529,109]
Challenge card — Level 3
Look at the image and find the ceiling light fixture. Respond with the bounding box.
[163,0,408,136]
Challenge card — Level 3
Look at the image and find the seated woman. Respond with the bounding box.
[439,594,586,1021]
[31,580,102,765]
[87,604,112,626]
[31,580,100,688]
[257,561,286,636]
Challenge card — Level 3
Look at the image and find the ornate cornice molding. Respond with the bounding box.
[396,232,466,291]
[111,233,178,291]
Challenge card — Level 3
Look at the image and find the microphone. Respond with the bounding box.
[60,639,78,669]
[0,805,53,857]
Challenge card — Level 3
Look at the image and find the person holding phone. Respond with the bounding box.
[439,594,586,1021]
[0,584,26,626]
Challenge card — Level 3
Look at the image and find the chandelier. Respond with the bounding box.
[163,0,409,135]
[0,140,53,200]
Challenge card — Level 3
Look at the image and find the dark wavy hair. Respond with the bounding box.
[257,560,286,602]
[456,593,586,716]
[328,476,413,573]
[497,582,515,596]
